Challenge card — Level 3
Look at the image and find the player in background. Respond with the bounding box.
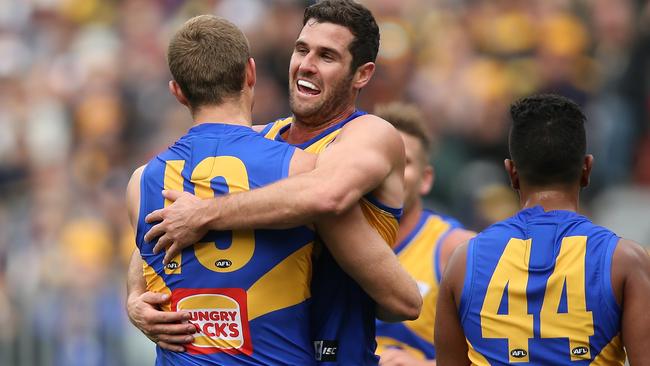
[373,103,475,366]
[131,1,420,364]
[126,14,420,364]
[435,94,650,365]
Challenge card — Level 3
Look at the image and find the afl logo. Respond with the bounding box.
[511,349,527,358]
[166,261,179,270]
[216,259,232,268]
[572,346,589,356]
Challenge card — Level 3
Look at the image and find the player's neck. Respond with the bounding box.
[192,100,252,128]
[395,200,423,248]
[519,186,580,212]
[285,105,356,144]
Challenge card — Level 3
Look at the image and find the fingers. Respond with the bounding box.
[157,340,187,353]
[162,189,183,201]
[163,243,182,265]
[153,233,173,254]
[149,309,191,324]
[140,292,170,305]
[145,208,164,225]
[150,323,196,336]
[145,222,166,244]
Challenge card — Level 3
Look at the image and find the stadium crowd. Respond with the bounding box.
[0,0,648,365]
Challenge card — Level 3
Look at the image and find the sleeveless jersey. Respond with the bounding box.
[376,209,463,361]
[136,123,316,365]
[458,206,625,365]
[261,111,403,365]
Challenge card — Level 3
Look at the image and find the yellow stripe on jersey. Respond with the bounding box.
[467,339,491,366]
[247,243,314,320]
[263,117,292,140]
[263,117,342,154]
[143,261,172,311]
[590,334,625,365]
[398,215,451,341]
[359,197,400,246]
[163,160,185,274]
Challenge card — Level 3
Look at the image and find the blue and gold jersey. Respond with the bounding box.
[262,111,403,365]
[459,206,625,365]
[136,123,316,365]
[376,210,462,360]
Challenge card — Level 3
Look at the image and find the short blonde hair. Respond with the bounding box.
[168,15,250,109]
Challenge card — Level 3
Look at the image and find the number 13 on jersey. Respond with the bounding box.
[480,236,594,362]
[163,157,255,274]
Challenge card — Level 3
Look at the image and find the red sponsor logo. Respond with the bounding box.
[171,288,252,355]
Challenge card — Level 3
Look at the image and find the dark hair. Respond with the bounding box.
[509,94,586,186]
[303,0,380,72]
[374,102,432,154]
[168,15,250,110]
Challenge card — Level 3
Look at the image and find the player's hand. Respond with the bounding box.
[379,348,436,366]
[145,190,208,264]
[127,291,195,352]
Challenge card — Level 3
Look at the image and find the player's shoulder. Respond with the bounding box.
[613,238,650,272]
[340,113,403,151]
[128,164,146,187]
[345,113,398,134]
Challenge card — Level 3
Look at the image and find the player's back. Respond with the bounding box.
[459,205,625,365]
[136,123,316,365]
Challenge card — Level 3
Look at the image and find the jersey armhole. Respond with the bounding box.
[601,235,622,316]
[135,164,150,251]
[259,122,274,136]
[433,229,453,283]
[458,239,475,323]
[280,145,296,179]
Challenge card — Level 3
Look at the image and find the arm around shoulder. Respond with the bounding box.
[315,203,421,322]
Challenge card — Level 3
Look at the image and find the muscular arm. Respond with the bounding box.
[144,115,404,248]
[434,243,470,366]
[612,239,650,365]
[125,166,194,351]
[316,204,421,322]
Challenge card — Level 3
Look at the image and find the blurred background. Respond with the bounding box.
[0,0,648,365]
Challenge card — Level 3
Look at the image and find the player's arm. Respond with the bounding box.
[612,239,650,365]
[124,166,195,351]
[316,204,421,322]
[145,116,403,260]
[434,242,471,366]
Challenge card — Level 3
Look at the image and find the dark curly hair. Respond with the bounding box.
[509,94,587,186]
[303,0,380,72]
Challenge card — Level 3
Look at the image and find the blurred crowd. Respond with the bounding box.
[0,0,648,365]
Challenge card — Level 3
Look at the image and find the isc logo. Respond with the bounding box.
[314,340,338,362]
[511,349,528,358]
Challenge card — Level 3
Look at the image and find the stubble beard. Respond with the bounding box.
[289,73,355,126]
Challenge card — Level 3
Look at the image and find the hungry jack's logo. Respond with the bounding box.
[171,288,252,355]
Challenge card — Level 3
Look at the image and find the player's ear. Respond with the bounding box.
[245,57,256,90]
[580,154,593,188]
[169,80,190,107]
[419,164,434,196]
[352,62,375,90]
[504,158,519,190]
